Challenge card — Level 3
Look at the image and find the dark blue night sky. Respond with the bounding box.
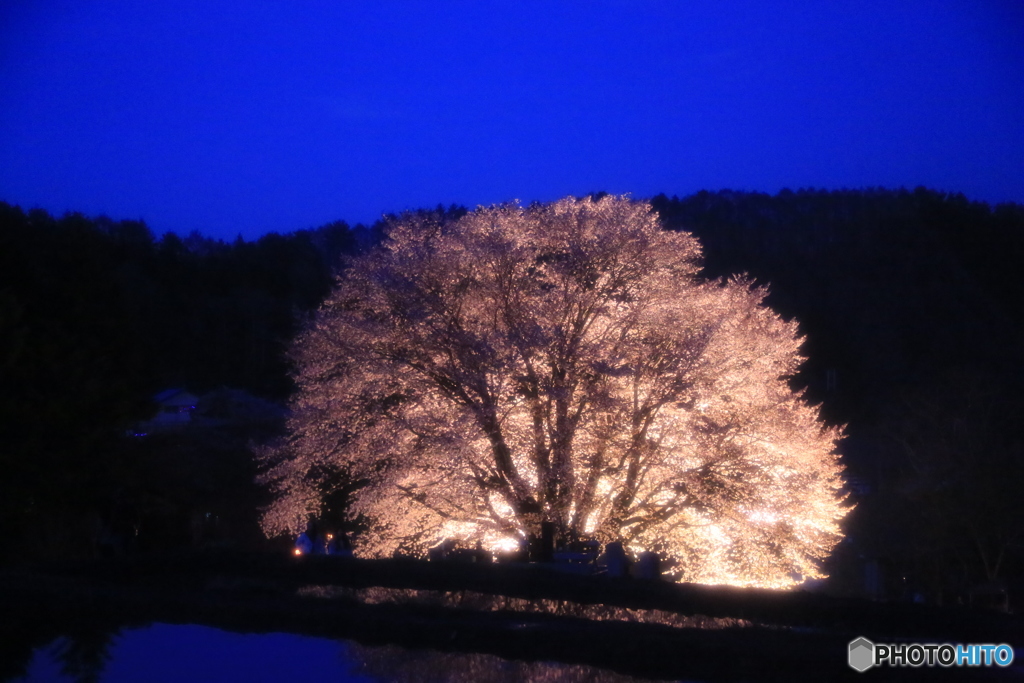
[2,0,1022,241]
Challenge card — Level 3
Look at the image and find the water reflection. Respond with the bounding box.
[10,624,653,683]
[350,643,654,682]
[12,625,368,683]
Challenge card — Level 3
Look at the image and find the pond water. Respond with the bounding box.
[9,623,652,683]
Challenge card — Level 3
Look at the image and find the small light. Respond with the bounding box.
[294,548,302,556]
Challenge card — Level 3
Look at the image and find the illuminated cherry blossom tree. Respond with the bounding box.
[259,196,848,586]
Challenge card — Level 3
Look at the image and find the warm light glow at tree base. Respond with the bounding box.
[258,196,849,588]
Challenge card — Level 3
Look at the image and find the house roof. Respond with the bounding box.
[153,388,199,406]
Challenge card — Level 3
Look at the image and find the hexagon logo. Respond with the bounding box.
[849,637,875,672]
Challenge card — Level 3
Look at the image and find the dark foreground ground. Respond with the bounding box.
[1,551,1021,682]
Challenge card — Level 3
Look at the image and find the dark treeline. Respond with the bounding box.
[653,187,1024,424]
[0,204,359,563]
[1,189,1022,607]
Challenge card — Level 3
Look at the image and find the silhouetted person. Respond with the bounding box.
[474,540,492,563]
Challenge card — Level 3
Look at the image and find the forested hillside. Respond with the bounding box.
[653,188,1024,425]
[2,189,1021,603]
[0,204,359,562]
